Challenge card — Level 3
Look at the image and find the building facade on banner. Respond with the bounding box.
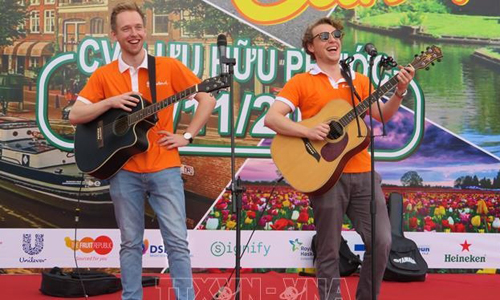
[0,0,214,79]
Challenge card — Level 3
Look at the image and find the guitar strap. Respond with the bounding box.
[147,54,158,123]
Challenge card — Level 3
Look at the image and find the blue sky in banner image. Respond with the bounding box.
[374,108,500,187]
[239,108,500,187]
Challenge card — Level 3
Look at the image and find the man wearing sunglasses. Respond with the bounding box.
[265,17,415,300]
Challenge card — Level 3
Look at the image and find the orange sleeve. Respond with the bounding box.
[276,74,303,109]
[78,68,106,104]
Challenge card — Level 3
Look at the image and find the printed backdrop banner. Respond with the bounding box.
[1,229,499,269]
[0,0,499,270]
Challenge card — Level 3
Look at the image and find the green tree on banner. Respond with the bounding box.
[401,171,424,187]
[0,1,26,47]
[147,0,276,43]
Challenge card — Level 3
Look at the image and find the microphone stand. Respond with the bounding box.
[220,51,245,300]
[366,53,395,300]
[367,53,377,300]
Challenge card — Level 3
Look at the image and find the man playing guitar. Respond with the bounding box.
[69,3,215,300]
[265,17,415,300]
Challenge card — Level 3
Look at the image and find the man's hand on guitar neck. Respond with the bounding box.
[394,65,415,97]
[157,130,190,149]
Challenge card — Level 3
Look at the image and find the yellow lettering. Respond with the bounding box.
[337,0,376,9]
[231,0,311,25]
[383,0,407,6]
[233,0,470,25]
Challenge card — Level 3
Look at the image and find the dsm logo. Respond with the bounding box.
[23,234,44,255]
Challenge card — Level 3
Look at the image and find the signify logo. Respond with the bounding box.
[211,241,270,257]
[444,240,486,263]
[20,233,47,263]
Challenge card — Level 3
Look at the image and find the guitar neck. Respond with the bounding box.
[339,75,400,126]
[128,85,198,125]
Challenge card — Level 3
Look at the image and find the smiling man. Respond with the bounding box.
[69,2,216,300]
[265,17,415,300]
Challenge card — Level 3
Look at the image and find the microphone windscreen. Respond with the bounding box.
[217,34,227,47]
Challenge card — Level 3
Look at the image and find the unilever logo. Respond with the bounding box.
[22,234,44,255]
[289,238,302,252]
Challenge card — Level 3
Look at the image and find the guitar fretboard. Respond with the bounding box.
[127,85,198,125]
[338,68,411,127]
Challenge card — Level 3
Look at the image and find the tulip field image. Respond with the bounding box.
[198,107,500,234]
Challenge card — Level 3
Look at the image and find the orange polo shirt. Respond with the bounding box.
[276,65,372,173]
[77,53,201,173]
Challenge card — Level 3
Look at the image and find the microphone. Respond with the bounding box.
[217,34,227,62]
[364,43,378,56]
[217,34,227,74]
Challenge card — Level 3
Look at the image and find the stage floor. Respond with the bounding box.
[2,271,499,299]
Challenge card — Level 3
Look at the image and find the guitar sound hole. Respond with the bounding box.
[113,116,130,136]
[327,121,343,139]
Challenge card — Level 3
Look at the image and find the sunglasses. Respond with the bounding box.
[313,30,344,41]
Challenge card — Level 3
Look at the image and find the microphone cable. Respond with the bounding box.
[73,171,89,299]
[340,56,364,137]
[211,175,284,299]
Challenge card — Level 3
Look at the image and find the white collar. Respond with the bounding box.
[308,63,356,80]
[118,49,148,73]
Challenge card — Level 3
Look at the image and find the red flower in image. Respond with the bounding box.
[270,218,293,230]
[455,223,466,232]
[297,209,309,223]
[246,211,256,219]
[409,217,418,229]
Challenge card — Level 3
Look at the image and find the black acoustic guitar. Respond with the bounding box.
[74,75,229,179]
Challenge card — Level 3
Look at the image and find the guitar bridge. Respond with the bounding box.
[97,120,104,148]
[302,138,321,162]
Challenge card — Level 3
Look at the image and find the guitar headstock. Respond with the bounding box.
[198,75,230,94]
[410,45,443,70]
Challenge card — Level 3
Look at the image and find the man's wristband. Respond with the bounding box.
[394,89,407,99]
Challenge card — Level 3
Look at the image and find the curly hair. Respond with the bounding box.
[302,17,344,61]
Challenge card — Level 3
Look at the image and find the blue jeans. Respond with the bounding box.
[110,168,194,300]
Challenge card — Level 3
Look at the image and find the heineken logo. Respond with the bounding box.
[444,254,486,263]
[460,240,472,252]
[444,240,486,263]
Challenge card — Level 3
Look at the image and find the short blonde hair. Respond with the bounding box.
[110,2,146,32]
